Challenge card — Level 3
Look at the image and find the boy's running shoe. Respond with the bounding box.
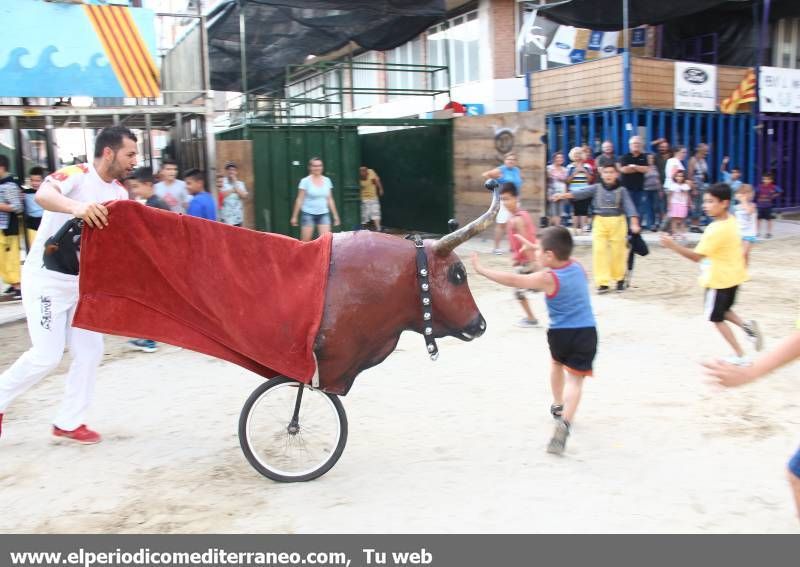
[616,281,625,293]
[742,320,763,351]
[597,285,609,294]
[723,355,752,367]
[127,339,158,353]
[547,420,570,455]
[516,317,539,328]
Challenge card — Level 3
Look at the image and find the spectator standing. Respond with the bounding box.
[154,159,189,213]
[185,169,217,221]
[290,157,341,242]
[220,162,249,227]
[359,165,384,231]
[595,140,618,171]
[482,152,523,254]
[581,144,596,171]
[125,167,168,354]
[22,166,45,249]
[687,143,710,231]
[0,156,23,300]
[643,154,664,228]
[565,147,593,233]
[664,146,687,195]
[619,136,651,229]
[668,170,691,239]
[756,172,782,238]
[546,152,568,226]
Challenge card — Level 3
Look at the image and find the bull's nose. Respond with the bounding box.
[459,314,486,341]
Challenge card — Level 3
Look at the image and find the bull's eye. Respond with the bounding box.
[448,262,467,286]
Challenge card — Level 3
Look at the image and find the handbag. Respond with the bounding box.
[43,218,83,276]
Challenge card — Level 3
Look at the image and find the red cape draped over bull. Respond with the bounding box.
[73,200,331,384]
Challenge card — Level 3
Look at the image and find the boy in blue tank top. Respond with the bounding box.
[472,226,597,455]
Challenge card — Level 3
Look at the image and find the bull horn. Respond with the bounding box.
[433,180,501,257]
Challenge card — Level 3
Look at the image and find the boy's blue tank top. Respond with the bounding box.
[546,261,596,329]
[498,165,522,191]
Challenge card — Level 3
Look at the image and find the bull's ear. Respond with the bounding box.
[433,187,500,256]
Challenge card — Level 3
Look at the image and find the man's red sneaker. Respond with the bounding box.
[52,424,101,445]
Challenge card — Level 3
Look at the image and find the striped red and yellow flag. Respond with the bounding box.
[721,69,756,114]
[84,4,160,98]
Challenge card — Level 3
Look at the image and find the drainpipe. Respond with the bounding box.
[622,0,632,145]
[754,0,771,184]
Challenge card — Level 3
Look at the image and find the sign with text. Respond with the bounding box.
[759,66,800,113]
[674,62,717,111]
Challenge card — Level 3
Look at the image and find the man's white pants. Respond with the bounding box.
[0,271,103,431]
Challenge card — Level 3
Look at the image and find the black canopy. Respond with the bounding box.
[206,0,446,93]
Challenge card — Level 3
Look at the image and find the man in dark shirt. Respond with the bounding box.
[620,136,652,229]
[595,140,618,171]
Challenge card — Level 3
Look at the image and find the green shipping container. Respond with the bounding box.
[217,125,361,236]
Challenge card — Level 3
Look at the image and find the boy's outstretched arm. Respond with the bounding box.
[703,330,800,387]
[659,233,704,262]
[471,253,555,294]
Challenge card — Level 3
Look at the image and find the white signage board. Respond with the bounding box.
[674,62,717,111]
[759,66,800,113]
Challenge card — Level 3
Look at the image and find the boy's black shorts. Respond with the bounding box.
[757,207,773,220]
[705,286,738,322]
[547,327,597,376]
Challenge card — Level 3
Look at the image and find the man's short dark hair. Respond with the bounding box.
[0,155,9,171]
[224,161,237,169]
[499,181,518,196]
[131,167,154,185]
[539,226,573,261]
[29,166,45,178]
[184,168,205,184]
[762,171,774,179]
[162,159,178,168]
[707,183,732,203]
[731,166,741,173]
[601,163,618,171]
[94,126,137,158]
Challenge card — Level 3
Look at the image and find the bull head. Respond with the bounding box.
[432,181,501,257]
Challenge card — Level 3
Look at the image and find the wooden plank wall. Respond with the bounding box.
[452,111,546,229]
[216,140,255,229]
[530,57,623,113]
[631,57,753,111]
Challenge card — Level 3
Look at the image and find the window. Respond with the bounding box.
[352,52,380,109]
[386,37,424,99]
[426,10,480,88]
[773,18,800,69]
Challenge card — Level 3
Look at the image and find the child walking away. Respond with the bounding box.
[471,227,597,455]
[500,182,539,328]
[703,317,800,519]
[668,170,691,240]
[734,184,757,266]
[756,172,782,238]
[660,183,763,365]
[555,164,641,294]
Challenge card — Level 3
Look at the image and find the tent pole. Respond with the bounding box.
[239,0,248,103]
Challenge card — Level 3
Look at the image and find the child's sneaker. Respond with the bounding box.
[547,420,570,455]
[52,424,101,445]
[492,248,503,255]
[549,404,563,420]
[596,285,609,294]
[742,320,763,351]
[516,317,539,328]
[616,281,625,293]
[127,339,158,353]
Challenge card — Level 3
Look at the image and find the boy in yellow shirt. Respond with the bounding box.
[660,183,762,364]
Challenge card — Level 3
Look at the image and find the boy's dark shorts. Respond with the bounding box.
[757,207,773,220]
[790,446,800,479]
[704,286,738,322]
[547,327,597,376]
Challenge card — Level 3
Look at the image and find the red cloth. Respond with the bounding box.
[73,200,332,383]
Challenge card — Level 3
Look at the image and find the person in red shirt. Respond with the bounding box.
[756,172,782,238]
[500,182,540,328]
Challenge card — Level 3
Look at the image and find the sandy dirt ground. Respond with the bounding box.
[1,237,799,533]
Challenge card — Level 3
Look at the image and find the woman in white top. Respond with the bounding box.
[290,157,341,242]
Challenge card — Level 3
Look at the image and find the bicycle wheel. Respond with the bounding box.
[239,376,348,482]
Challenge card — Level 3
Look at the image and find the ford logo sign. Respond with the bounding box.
[603,45,616,53]
[683,67,708,84]
[555,42,569,49]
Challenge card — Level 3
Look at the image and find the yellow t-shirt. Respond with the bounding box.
[694,215,748,289]
[359,169,379,200]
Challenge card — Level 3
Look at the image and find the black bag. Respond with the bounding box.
[2,212,19,236]
[43,218,83,276]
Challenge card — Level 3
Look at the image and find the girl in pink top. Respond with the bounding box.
[669,169,691,238]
